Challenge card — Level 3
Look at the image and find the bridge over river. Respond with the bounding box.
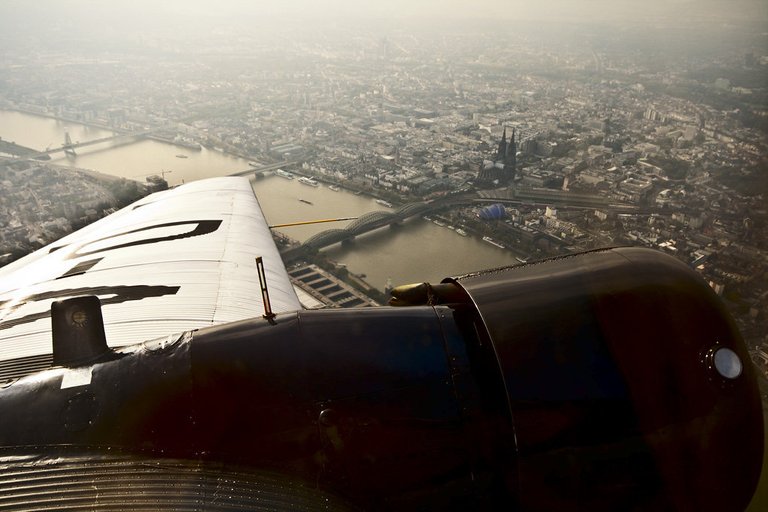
[2,127,167,161]
[280,200,439,263]
[230,160,303,177]
[277,185,645,264]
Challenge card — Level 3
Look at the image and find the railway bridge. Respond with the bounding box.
[280,201,435,263]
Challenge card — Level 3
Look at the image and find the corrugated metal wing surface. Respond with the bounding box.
[0,177,300,369]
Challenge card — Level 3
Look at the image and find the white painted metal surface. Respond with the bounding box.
[0,177,301,363]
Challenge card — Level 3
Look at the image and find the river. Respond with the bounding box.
[0,109,521,290]
[251,176,521,289]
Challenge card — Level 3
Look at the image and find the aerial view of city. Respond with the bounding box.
[0,0,765,510]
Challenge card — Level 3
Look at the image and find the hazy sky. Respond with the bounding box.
[196,0,768,21]
[1,0,766,23]
[1,0,765,55]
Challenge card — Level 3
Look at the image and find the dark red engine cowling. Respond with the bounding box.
[0,248,761,511]
[445,247,763,511]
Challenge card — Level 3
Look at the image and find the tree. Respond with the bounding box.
[108,179,145,207]
[146,175,169,192]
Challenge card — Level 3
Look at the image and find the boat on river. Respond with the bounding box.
[298,177,319,187]
[482,236,505,249]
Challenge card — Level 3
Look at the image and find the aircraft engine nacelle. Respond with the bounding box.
[437,246,763,511]
[0,248,761,511]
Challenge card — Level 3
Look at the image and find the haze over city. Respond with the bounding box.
[0,0,767,509]
[1,0,765,311]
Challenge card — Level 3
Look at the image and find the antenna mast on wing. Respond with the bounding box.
[255,257,276,323]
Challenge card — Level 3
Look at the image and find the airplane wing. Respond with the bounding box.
[0,176,301,382]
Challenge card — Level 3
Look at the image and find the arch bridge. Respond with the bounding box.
[303,202,431,251]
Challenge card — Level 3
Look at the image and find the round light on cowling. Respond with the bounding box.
[713,347,742,379]
[71,309,88,328]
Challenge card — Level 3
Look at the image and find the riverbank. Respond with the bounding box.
[66,165,127,185]
[6,105,126,134]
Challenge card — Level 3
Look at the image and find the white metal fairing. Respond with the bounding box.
[0,177,301,363]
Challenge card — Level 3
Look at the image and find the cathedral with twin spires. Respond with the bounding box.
[477,127,516,187]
